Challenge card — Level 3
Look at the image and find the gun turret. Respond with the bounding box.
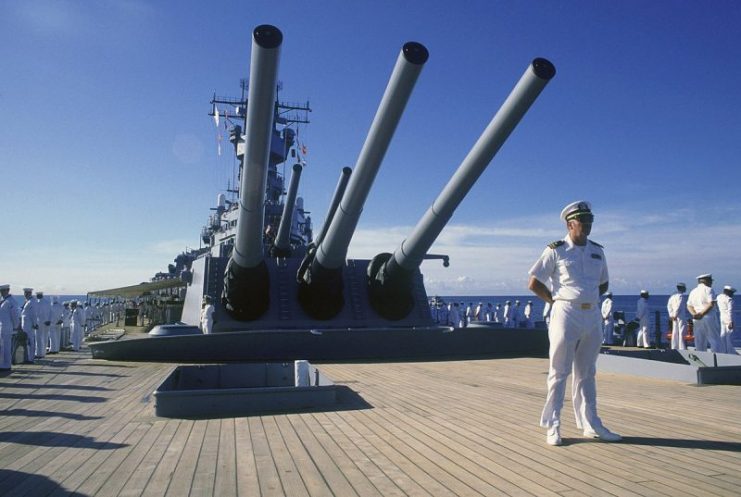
[298,42,429,319]
[271,163,303,258]
[368,57,556,319]
[222,24,282,320]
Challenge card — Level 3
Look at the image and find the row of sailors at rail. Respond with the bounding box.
[429,300,544,328]
[0,287,125,370]
[599,275,736,354]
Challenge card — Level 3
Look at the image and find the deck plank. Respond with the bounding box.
[1,348,740,497]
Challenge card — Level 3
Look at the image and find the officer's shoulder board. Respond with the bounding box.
[547,240,565,249]
[589,240,604,248]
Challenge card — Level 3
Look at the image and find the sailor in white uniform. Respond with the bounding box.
[61,302,71,348]
[200,296,215,334]
[512,300,521,327]
[502,301,512,327]
[493,303,501,323]
[437,301,449,326]
[48,296,64,354]
[523,301,534,328]
[600,292,614,344]
[0,284,20,371]
[667,283,688,350]
[687,274,721,352]
[69,301,83,351]
[20,288,38,363]
[528,200,621,446]
[35,291,51,358]
[636,290,650,348]
[717,285,736,354]
[449,303,461,328]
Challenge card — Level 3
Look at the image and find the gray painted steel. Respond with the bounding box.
[154,362,337,418]
[90,326,549,363]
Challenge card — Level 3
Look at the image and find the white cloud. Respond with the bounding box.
[345,204,741,295]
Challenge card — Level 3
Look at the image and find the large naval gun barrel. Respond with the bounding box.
[271,163,303,258]
[222,24,282,320]
[369,58,557,319]
[298,42,429,319]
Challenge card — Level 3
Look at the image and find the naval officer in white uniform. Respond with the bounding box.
[667,283,688,350]
[687,274,721,352]
[717,285,736,354]
[528,201,621,446]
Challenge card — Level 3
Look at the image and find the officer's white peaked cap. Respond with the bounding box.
[560,200,592,222]
[723,285,736,292]
[697,273,712,280]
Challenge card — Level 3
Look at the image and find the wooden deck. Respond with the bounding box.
[1,346,740,496]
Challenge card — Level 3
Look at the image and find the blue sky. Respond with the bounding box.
[2,0,741,296]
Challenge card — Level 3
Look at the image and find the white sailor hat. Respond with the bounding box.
[560,200,592,222]
[723,285,736,293]
[603,291,612,297]
[0,284,9,291]
[23,287,33,293]
[697,273,713,281]
[515,300,520,304]
[640,290,649,296]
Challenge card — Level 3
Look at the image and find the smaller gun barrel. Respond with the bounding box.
[314,167,352,249]
[272,163,303,256]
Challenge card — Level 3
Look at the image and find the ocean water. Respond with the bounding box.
[436,294,740,345]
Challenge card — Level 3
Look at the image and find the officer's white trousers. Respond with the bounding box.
[49,324,61,353]
[540,301,604,431]
[70,323,82,351]
[201,320,213,335]
[671,319,687,350]
[602,319,614,345]
[720,321,737,354]
[0,329,13,369]
[636,317,650,347]
[36,323,49,357]
[22,323,36,361]
[694,317,721,353]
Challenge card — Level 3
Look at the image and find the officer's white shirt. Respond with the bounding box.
[36,297,52,325]
[50,302,64,325]
[21,298,38,329]
[717,294,733,323]
[601,298,613,321]
[0,296,20,332]
[667,292,688,320]
[687,284,717,318]
[528,236,608,304]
